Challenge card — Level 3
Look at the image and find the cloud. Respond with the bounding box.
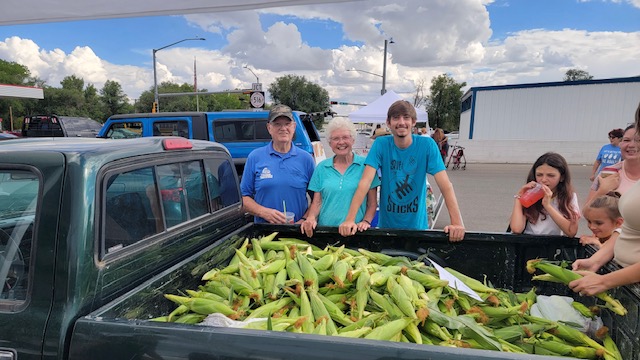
[1,0,638,106]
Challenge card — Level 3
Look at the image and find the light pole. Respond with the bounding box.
[243,65,259,85]
[381,37,394,95]
[153,37,205,112]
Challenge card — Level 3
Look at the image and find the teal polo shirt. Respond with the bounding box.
[308,153,381,226]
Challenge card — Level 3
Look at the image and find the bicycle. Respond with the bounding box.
[446,143,466,170]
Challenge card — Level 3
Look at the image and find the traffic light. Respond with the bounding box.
[152,102,158,113]
[330,101,337,105]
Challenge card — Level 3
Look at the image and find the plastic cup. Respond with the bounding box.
[519,183,545,208]
[284,211,295,224]
[600,166,618,178]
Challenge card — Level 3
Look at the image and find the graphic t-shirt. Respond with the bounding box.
[596,144,621,173]
[365,134,445,230]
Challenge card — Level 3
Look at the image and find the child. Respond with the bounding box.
[580,195,623,248]
[509,152,581,237]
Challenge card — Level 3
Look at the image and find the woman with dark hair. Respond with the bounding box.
[589,128,624,181]
[431,128,448,162]
[509,152,581,237]
[571,101,640,296]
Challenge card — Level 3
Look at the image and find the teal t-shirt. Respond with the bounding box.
[365,134,445,230]
[308,153,381,226]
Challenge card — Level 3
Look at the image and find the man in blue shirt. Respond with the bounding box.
[240,104,315,223]
[338,100,465,242]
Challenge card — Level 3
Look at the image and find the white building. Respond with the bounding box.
[457,76,640,164]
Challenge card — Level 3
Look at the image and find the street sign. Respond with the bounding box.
[250,91,265,108]
[251,83,262,91]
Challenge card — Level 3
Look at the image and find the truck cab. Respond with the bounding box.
[98,111,327,175]
[21,115,103,138]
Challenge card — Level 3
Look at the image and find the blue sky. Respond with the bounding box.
[0,0,639,108]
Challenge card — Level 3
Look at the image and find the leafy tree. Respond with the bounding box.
[426,74,466,132]
[100,80,130,120]
[135,82,249,113]
[563,69,593,81]
[268,74,330,129]
[0,59,36,130]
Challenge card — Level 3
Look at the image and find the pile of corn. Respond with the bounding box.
[157,232,623,359]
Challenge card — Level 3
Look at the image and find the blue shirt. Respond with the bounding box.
[596,143,621,173]
[365,134,445,230]
[240,142,315,223]
[308,153,381,226]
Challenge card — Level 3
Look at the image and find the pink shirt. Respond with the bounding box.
[590,161,637,195]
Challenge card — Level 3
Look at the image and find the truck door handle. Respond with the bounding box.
[0,350,15,360]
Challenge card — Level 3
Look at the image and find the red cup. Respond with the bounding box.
[519,183,544,208]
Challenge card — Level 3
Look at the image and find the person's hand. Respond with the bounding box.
[261,208,287,224]
[516,181,538,198]
[579,235,601,248]
[589,174,595,182]
[444,224,465,242]
[540,183,554,208]
[598,173,620,194]
[300,218,317,238]
[569,271,607,296]
[339,220,358,237]
[572,258,601,272]
[356,220,371,232]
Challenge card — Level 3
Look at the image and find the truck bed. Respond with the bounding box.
[70,225,640,360]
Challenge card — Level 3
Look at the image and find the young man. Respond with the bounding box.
[240,104,315,224]
[338,100,465,241]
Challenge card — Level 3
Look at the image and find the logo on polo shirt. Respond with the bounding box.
[259,167,273,179]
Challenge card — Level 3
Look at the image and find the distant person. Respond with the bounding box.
[509,152,581,237]
[570,101,640,296]
[590,128,623,181]
[300,117,380,237]
[584,125,640,205]
[240,104,315,223]
[432,128,449,162]
[338,100,465,242]
[579,194,623,249]
[420,127,430,137]
[370,124,390,140]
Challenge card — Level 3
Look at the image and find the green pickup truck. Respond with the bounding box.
[1,137,638,359]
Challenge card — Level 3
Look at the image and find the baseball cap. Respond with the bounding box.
[268,104,294,123]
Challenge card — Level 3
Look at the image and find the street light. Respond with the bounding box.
[243,65,259,84]
[381,37,394,95]
[153,37,205,112]
[346,68,383,78]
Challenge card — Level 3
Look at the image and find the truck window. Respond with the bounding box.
[0,169,38,304]
[213,119,270,142]
[102,157,237,256]
[22,116,64,137]
[153,121,189,138]
[104,122,143,139]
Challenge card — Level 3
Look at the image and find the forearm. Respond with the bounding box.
[509,199,526,233]
[545,205,578,237]
[242,196,268,218]
[363,188,378,223]
[600,262,640,290]
[591,160,600,177]
[305,193,322,221]
[345,184,369,222]
[591,237,616,268]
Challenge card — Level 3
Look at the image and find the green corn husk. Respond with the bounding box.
[492,323,554,342]
[602,332,623,360]
[364,318,414,341]
[444,267,499,294]
[527,259,627,316]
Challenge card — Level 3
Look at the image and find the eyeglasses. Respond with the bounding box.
[269,121,293,129]
[329,136,353,143]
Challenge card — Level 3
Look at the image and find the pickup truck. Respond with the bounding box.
[21,114,103,138]
[97,111,327,175]
[1,137,638,359]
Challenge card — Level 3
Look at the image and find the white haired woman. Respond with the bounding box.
[300,117,380,237]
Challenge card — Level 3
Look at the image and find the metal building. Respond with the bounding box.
[457,76,640,164]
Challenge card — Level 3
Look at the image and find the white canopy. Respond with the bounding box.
[1,0,358,26]
[348,91,428,124]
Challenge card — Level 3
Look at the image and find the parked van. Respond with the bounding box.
[98,111,326,175]
[22,115,102,138]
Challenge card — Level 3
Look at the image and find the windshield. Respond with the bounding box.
[0,170,38,302]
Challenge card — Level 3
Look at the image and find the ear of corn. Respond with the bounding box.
[162,235,625,358]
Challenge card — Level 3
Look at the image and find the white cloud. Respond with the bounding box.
[1,0,639,107]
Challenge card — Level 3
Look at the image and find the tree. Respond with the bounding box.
[100,80,130,120]
[563,69,593,81]
[426,74,466,132]
[268,74,330,129]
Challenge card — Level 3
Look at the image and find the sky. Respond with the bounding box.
[0,0,639,115]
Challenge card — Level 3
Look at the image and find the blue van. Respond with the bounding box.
[98,111,326,175]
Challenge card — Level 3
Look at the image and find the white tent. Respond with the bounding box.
[348,91,428,124]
